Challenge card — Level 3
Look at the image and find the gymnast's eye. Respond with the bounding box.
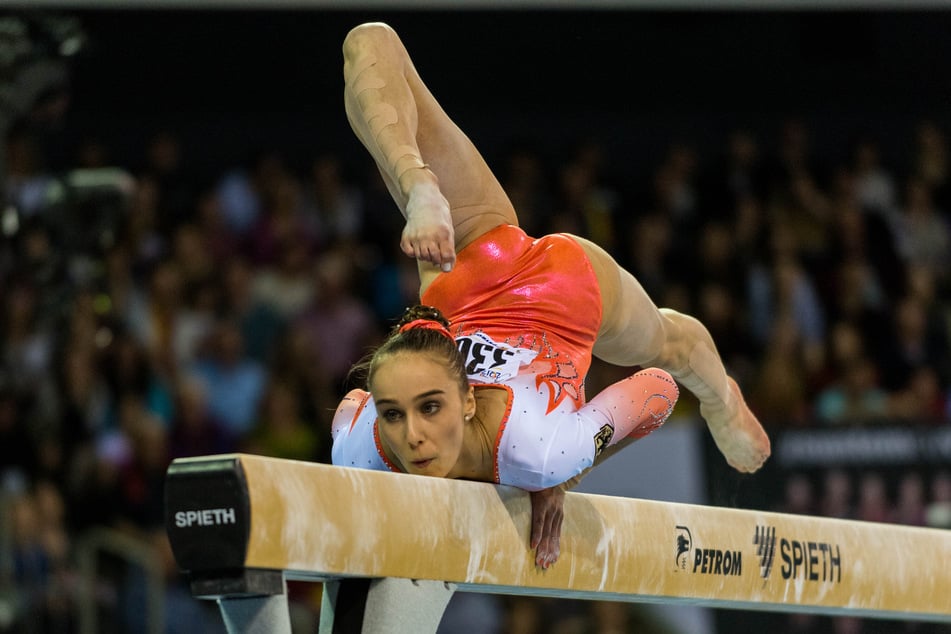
[421,401,440,415]
[380,409,403,422]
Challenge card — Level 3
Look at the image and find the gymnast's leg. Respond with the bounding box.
[572,235,771,473]
[342,22,517,290]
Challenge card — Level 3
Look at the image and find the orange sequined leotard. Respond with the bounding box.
[331,225,677,490]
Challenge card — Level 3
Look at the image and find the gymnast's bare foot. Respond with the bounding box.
[701,377,771,473]
[401,178,456,271]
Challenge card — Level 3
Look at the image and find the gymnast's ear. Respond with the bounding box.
[464,386,476,422]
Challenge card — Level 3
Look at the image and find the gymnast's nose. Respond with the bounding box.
[405,413,425,448]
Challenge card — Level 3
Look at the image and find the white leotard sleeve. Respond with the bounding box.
[496,369,677,491]
[331,389,394,472]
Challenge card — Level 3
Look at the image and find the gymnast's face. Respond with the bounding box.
[371,352,476,478]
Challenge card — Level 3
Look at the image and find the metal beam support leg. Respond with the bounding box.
[218,593,293,634]
[320,578,456,634]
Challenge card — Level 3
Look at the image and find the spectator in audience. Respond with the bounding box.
[168,375,237,460]
[10,484,74,631]
[368,239,425,328]
[1,277,55,397]
[701,128,768,214]
[855,471,890,524]
[727,194,768,276]
[891,176,951,286]
[101,331,174,428]
[299,153,366,249]
[222,255,287,364]
[624,212,674,302]
[748,227,827,368]
[928,471,951,530]
[57,341,110,457]
[193,184,241,263]
[125,258,214,380]
[889,365,946,422]
[551,139,621,254]
[817,321,866,381]
[765,118,826,205]
[749,315,811,426]
[171,222,219,305]
[820,469,854,519]
[4,127,56,218]
[911,119,949,208]
[123,175,168,276]
[102,244,141,328]
[822,259,892,362]
[776,169,832,270]
[824,164,906,306]
[141,130,197,237]
[188,317,267,438]
[215,151,271,237]
[498,140,553,240]
[73,135,110,169]
[250,235,317,320]
[650,142,701,266]
[113,403,169,532]
[892,471,928,526]
[932,471,951,504]
[244,161,313,267]
[244,378,321,462]
[292,248,382,388]
[780,473,816,515]
[814,356,889,425]
[695,280,756,382]
[0,387,37,491]
[876,294,950,393]
[852,136,898,217]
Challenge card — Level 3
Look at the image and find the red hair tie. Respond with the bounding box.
[399,319,454,341]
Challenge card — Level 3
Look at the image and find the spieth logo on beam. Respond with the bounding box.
[754,525,777,585]
[174,507,238,528]
[754,524,843,584]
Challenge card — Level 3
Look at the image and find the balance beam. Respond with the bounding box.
[164,453,951,633]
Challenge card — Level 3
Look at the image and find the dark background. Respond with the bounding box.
[51,9,951,179]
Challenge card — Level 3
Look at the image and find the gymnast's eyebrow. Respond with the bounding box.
[375,389,445,406]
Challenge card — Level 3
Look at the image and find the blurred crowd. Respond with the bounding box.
[2,95,951,633]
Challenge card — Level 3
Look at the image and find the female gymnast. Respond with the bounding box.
[331,22,771,568]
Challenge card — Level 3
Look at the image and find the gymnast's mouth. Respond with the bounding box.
[411,458,434,469]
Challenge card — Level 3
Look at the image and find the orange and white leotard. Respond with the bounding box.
[331,225,678,490]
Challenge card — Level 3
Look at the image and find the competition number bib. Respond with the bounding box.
[456,332,537,383]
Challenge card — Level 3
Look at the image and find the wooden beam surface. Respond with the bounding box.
[168,453,951,621]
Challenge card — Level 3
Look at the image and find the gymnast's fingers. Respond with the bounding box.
[536,503,563,569]
[400,234,417,259]
[547,505,563,565]
[530,504,544,551]
[438,241,456,272]
[530,487,566,569]
[425,239,455,272]
[418,239,439,265]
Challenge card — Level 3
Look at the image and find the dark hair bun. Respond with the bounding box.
[393,304,451,334]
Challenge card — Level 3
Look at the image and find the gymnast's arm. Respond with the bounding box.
[342,22,455,271]
[530,467,602,569]
[529,367,679,567]
[530,432,644,567]
[530,450,632,568]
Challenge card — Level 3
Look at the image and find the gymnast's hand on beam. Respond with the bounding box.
[400,179,456,272]
[530,486,565,570]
